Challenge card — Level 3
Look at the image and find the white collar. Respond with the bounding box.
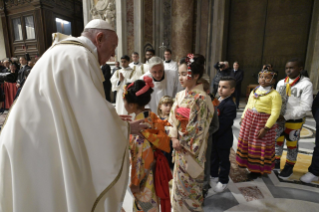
[77,36,98,59]
[258,86,271,92]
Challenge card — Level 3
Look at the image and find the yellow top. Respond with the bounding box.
[242,88,282,128]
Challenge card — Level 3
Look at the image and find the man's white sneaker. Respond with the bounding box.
[210,177,219,183]
[300,172,319,183]
[213,182,227,193]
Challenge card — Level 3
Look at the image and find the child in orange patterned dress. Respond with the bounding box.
[124,76,172,212]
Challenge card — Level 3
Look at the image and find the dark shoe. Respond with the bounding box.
[247,172,261,180]
[279,163,294,180]
[274,159,281,171]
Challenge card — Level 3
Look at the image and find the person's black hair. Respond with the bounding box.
[11,62,19,70]
[164,49,172,54]
[124,80,154,107]
[25,68,31,78]
[121,55,130,61]
[146,49,155,55]
[179,54,205,80]
[220,76,236,88]
[132,52,139,56]
[287,58,304,68]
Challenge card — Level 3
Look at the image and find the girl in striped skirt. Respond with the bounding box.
[236,67,282,178]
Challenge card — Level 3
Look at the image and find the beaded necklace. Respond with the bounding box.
[253,86,273,99]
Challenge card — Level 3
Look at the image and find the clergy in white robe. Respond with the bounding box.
[141,56,177,114]
[0,19,146,212]
[111,57,139,115]
[164,49,183,93]
[129,52,147,77]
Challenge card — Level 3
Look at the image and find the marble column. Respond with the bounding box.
[134,0,144,60]
[115,0,127,61]
[82,0,92,25]
[171,0,195,62]
[208,0,230,78]
[0,17,6,59]
[305,0,319,91]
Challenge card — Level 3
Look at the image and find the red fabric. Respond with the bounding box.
[176,107,190,118]
[2,82,18,109]
[154,150,172,212]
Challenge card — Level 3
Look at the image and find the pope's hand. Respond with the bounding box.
[130,119,148,138]
[119,115,132,122]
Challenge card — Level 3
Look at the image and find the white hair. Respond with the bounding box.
[148,56,164,70]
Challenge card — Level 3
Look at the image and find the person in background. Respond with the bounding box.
[2,59,11,72]
[111,55,138,115]
[28,61,34,68]
[210,76,237,192]
[129,52,146,77]
[275,58,313,180]
[236,68,282,179]
[230,61,244,109]
[301,92,319,183]
[101,63,112,101]
[111,61,121,102]
[157,95,174,170]
[0,60,5,72]
[212,61,231,96]
[0,62,19,83]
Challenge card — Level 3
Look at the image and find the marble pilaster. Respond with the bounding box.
[115,0,127,61]
[134,0,144,60]
[171,0,195,62]
[126,0,134,56]
[82,0,92,25]
[0,17,6,59]
[305,0,319,91]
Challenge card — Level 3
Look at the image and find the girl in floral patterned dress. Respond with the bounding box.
[167,54,214,212]
[123,76,172,212]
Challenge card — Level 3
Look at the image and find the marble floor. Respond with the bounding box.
[122,108,319,212]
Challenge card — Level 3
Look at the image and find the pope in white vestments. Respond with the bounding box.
[0,20,145,212]
[141,56,177,114]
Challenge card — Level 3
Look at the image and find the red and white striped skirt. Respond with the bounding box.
[236,109,277,174]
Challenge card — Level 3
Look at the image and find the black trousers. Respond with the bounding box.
[233,86,241,108]
[210,142,231,184]
[308,112,319,176]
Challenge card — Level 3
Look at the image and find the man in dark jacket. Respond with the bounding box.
[17,56,31,88]
[211,76,237,193]
[229,61,244,109]
[101,63,112,102]
[212,61,231,96]
[301,92,319,183]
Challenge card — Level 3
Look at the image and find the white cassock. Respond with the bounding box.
[164,60,184,93]
[141,69,177,114]
[0,36,130,212]
[110,66,138,115]
[129,61,147,78]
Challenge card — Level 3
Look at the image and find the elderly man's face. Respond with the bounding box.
[150,64,164,81]
[96,31,118,65]
[3,61,9,68]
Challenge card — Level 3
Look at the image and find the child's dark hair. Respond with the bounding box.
[287,58,304,68]
[179,54,205,80]
[121,55,130,61]
[124,80,154,107]
[220,76,236,88]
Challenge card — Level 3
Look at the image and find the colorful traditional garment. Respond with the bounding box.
[130,111,171,212]
[236,88,282,174]
[167,84,214,212]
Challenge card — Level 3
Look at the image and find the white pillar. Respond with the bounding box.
[134,0,144,61]
[0,18,6,59]
[82,0,92,25]
[115,0,127,61]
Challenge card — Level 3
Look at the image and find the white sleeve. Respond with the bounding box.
[284,83,313,120]
[110,70,121,91]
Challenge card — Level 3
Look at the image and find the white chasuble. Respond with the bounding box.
[0,36,129,212]
[110,67,138,115]
[129,62,147,77]
[164,60,184,93]
[142,69,177,114]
